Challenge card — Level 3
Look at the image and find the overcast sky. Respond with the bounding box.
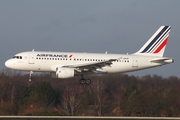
[0,0,179,77]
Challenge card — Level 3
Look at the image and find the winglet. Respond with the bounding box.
[134,26,171,57]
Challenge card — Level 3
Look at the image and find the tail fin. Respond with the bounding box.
[134,26,171,57]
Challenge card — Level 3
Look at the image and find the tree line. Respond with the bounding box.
[0,68,180,116]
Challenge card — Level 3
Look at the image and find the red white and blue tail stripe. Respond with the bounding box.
[135,26,171,57]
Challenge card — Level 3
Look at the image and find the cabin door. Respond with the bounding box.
[28,52,34,64]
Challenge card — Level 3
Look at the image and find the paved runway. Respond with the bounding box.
[0,116,180,120]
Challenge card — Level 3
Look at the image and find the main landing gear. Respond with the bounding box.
[29,71,33,83]
[80,75,91,85]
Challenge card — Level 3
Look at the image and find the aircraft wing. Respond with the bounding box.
[62,59,117,73]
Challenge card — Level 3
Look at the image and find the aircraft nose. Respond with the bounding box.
[5,60,13,68]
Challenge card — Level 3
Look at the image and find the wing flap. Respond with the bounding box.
[62,59,117,73]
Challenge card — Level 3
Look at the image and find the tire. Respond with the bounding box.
[86,79,91,85]
[80,78,86,84]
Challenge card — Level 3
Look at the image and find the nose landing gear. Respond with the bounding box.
[29,71,33,82]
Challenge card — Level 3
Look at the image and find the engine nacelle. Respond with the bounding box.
[51,68,75,79]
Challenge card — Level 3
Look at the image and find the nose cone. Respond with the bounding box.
[5,60,13,68]
[5,60,10,68]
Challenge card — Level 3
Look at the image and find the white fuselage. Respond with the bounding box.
[5,51,173,75]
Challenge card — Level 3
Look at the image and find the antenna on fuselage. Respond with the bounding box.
[32,49,34,52]
[105,51,108,54]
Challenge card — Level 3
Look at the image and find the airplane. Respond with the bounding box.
[5,26,174,85]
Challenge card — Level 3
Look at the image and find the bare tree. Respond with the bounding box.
[0,68,22,77]
[0,81,10,107]
[90,79,108,116]
[112,84,126,116]
[60,85,84,115]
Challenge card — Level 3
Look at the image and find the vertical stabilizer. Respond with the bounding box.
[134,26,171,57]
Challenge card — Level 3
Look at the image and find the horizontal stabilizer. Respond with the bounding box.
[150,58,174,64]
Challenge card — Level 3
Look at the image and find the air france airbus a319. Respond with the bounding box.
[5,26,174,85]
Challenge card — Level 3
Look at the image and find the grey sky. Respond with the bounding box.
[0,0,179,77]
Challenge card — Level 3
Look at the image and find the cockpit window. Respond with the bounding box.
[13,56,22,59]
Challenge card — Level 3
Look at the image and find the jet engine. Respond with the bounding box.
[51,68,75,79]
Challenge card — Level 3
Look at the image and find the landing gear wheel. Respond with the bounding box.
[80,78,86,85]
[80,74,91,85]
[85,79,91,85]
[28,78,32,83]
